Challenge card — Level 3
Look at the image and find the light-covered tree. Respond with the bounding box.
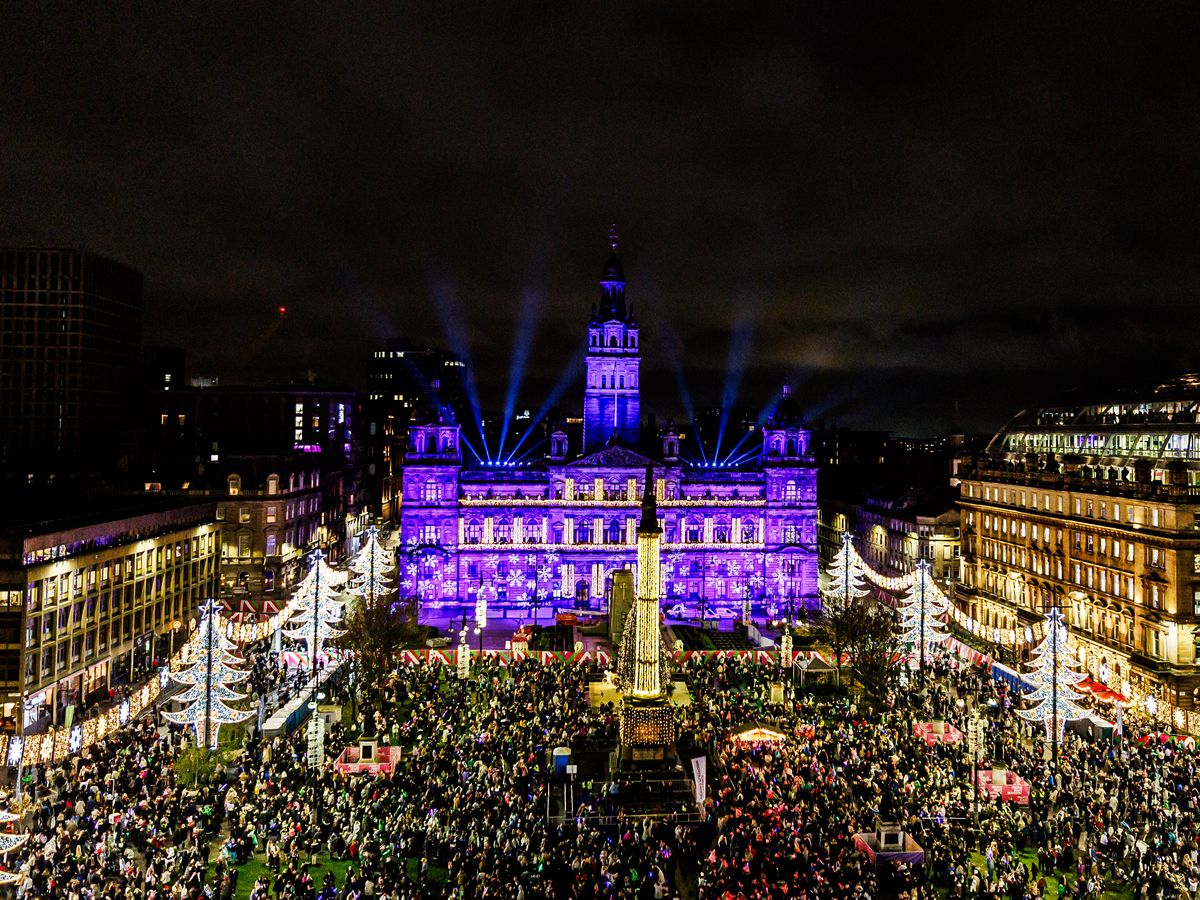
[163,599,252,748]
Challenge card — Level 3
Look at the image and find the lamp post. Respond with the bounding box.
[476,584,489,654]
[958,697,981,845]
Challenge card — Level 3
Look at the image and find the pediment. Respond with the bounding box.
[568,444,660,469]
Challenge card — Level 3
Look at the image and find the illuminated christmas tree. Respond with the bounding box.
[897,559,950,672]
[1016,607,1088,743]
[822,532,871,610]
[283,550,346,667]
[163,599,252,748]
[348,526,395,606]
[0,807,29,885]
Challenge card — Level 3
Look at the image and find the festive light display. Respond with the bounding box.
[822,532,872,611]
[162,599,253,748]
[283,551,346,664]
[897,560,951,670]
[1016,607,1088,742]
[779,627,793,668]
[348,525,395,605]
[618,470,678,747]
[456,627,471,680]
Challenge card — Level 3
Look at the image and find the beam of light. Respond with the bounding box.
[715,299,759,461]
[505,347,586,461]
[428,277,491,463]
[726,448,761,468]
[507,443,544,467]
[497,285,543,458]
[660,322,700,457]
[717,429,756,467]
[458,432,485,466]
[755,386,785,427]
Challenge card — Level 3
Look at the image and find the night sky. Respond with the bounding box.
[2,3,1197,436]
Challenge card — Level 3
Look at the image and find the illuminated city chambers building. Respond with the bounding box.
[398,232,818,616]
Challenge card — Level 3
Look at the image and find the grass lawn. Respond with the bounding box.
[967,850,1134,900]
[210,852,448,899]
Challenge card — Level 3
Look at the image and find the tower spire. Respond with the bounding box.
[599,224,626,321]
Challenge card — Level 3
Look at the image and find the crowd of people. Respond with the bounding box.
[5,629,1200,899]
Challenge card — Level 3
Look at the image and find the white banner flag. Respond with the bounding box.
[690,754,707,803]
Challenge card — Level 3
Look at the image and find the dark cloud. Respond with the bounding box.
[1,2,1197,435]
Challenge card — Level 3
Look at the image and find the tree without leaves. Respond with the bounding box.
[848,597,903,695]
[813,534,873,685]
[335,595,423,702]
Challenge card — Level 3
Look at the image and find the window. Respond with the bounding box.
[784,480,797,501]
[237,533,251,557]
[420,524,440,545]
[265,534,277,556]
[1148,547,1162,569]
[239,507,250,524]
[266,505,277,524]
[465,523,482,544]
[228,474,241,496]
[267,475,279,495]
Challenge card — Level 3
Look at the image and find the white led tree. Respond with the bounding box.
[813,532,873,685]
[163,599,252,748]
[897,559,951,674]
[1016,607,1088,750]
[348,526,394,606]
[283,550,346,670]
[823,532,871,608]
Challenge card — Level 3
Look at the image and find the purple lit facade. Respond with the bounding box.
[398,235,818,620]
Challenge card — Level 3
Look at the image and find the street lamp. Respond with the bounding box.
[475,584,489,654]
[957,697,982,845]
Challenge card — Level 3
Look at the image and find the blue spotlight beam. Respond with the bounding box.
[458,432,486,466]
[715,302,759,461]
[717,430,755,467]
[429,278,491,462]
[505,347,586,461]
[498,286,543,457]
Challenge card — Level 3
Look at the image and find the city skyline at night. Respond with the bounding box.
[2,5,1197,436]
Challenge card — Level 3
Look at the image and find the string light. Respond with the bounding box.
[162,599,253,748]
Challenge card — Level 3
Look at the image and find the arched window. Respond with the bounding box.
[786,438,796,457]
[266,474,279,496]
[608,520,623,544]
[619,375,625,388]
[609,335,617,347]
[784,480,797,501]
[590,334,598,347]
[422,481,441,503]
[770,438,782,456]
[601,375,607,388]
[227,474,241,496]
